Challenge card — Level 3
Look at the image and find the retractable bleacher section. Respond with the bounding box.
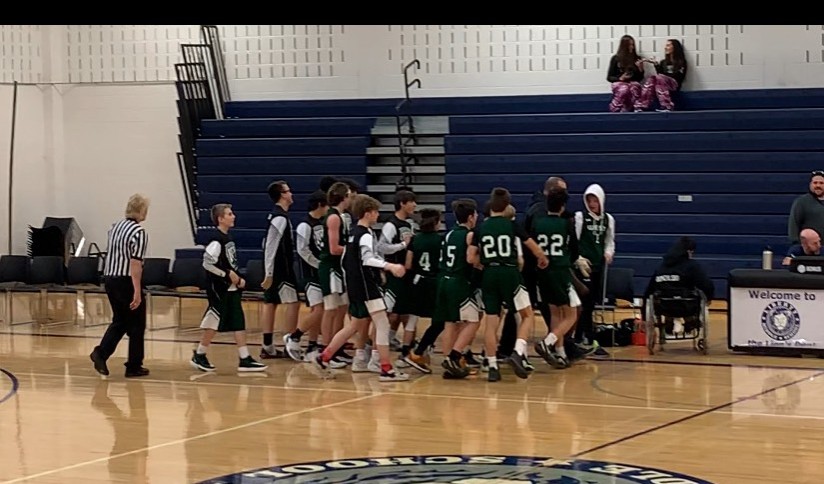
[444,89,824,299]
[189,88,824,300]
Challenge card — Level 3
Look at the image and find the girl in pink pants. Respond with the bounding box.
[635,39,688,112]
[606,35,645,112]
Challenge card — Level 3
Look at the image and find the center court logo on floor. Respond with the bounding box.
[197,455,713,483]
[761,301,801,341]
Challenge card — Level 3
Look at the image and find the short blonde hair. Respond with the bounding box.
[125,194,150,220]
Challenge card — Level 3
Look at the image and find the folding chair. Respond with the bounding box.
[595,266,638,325]
[169,258,208,331]
[66,256,107,327]
[0,255,30,325]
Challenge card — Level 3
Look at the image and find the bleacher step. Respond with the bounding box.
[390,203,446,212]
[366,146,445,156]
[368,184,445,193]
[367,165,445,174]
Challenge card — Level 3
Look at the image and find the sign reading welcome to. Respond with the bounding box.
[730,287,822,349]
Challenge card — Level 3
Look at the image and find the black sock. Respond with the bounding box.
[401,345,411,357]
[291,329,304,341]
[263,333,273,347]
[449,350,463,363]
[307,340,317,351]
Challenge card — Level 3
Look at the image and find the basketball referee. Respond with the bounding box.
[90,194,150,378]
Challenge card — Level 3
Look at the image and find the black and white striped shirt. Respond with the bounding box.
[103,218,148,277]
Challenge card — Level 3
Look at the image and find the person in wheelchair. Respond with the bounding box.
[642,236,714,336]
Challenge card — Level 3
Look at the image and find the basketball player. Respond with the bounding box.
[378,190,416,348]
[283,190,328,361]
[313,194,409,382]
[469,188,549,382]
[427,199,483,379]
[259,181,299,359]
[316,182,353,367]
[399,208,442,373]
[191,204,267,372]
[532,186,582,369]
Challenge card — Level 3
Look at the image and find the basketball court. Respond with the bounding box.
[1,298,822,483]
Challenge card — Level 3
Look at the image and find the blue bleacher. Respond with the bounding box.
[445,131,824,154]
[194,114,374,268]
[223,88,824,118]
[449,108,824,134]
[191,87,824,299]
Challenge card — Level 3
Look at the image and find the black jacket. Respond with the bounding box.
[643,242,715,304]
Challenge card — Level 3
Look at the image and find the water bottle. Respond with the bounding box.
[762,246,773,270]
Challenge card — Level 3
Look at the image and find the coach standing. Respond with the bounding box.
[90,194,150,378]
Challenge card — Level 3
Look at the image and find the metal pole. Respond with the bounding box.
[7,81,18,254]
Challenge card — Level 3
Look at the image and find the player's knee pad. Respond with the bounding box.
[373,312,391,346]
[404,315,418,332]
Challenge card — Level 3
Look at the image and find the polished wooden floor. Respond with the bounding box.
[1,293,824,483]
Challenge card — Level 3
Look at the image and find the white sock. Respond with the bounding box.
[487,356,498,369]
[514,338,527,356]
[557,346,567,360]
[238,346,250,359]
[389,329,397,342]
[370,350,380,362]
[355,349,366,360]
[543,333,558,347]
[197,344,208,355]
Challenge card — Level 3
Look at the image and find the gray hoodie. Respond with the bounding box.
[575,184,616,267]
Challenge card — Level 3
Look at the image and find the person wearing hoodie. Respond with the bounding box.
[574,184,615,357]
[643,236,714,335]
[788,171,824,245]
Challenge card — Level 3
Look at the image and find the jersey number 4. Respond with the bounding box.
[537,233,564,257]
[481,235,513,259]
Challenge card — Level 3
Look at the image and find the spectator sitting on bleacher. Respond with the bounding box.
[788,171,824,245]
[782,228,822,266]
[634,39,688,112]
[607,35,644,112]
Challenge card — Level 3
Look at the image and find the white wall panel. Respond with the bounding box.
[0,25,42,83]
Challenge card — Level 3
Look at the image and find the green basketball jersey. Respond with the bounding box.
[532,214,572,269]
[579,212,609,268]
[319,207,347,269]
[439,225,471,279]
[475,216,521,267]
[411,232,442,278]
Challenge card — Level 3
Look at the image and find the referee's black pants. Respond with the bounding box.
[96,277,147,370]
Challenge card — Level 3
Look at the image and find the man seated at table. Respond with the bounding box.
[782,228,822,266]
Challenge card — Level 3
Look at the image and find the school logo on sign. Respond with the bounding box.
[197,455,714,484]
[761,301,801,341]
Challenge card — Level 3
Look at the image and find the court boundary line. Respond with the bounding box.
[15,370,824,422]
[0,392,382,484]
[16,370,704,414]
[3,331,823,372]
[0,367,20,405]
[571,369,824,458]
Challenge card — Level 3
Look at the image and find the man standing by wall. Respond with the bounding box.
[788,171,824,244]
[90,194,150,378]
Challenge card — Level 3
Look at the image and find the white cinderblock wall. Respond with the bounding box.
[1,25,823,257]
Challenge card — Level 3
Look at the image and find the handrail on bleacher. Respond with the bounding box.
[394,59,422,188]
[174,26,231,244]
